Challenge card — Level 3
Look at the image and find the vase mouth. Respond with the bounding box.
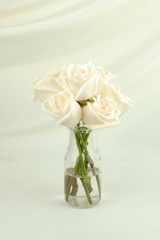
[71,125,92,133]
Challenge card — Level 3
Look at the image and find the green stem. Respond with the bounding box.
[84,131,91,144]
[78,133,101,198]
[74,133,90,187]
[65,158,80,201]
[80,178,93,204]
[65,176,75,201]
[74,131,93,204]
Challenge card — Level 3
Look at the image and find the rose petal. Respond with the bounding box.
[58,99,82,128]
[42,93,82,128]
[82,102,105,124]
[33,88,58,102]
[33,68,67,102]
[76,76,96,101]
[102,84,132,114]
[82,96,120,130]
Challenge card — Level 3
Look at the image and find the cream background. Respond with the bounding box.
[0,0,160,239]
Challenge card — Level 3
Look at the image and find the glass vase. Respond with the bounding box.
[64,125,101,208]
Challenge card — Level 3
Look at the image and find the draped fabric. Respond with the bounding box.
[0,0,160,239]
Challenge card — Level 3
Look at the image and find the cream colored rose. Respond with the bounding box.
[42,91,82,128]
[66,62,99,101]
[33,67,68,102]
[102,84,132,114]
[82,96,121,130]
[96,66,115,95]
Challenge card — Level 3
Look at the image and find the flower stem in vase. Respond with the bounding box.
[80,178,93,204]
[74,132,93,204]
[77,132,101,199]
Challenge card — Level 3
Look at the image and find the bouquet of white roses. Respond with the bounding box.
[33,62,132,208]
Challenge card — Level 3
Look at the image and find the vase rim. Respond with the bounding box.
[71,125,92,133]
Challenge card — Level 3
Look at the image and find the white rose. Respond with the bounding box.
[66,61,99,101]
[82,95,121,130]
[42,91,82,128]
[96,66,115,95]
[33,67,68,102]
[102,84,132,114]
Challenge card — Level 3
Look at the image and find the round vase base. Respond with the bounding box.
[65,195,100,209]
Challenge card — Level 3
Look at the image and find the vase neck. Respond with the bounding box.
[71,124,92,134]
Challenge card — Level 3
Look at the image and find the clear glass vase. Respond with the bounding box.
[64,125,101,208]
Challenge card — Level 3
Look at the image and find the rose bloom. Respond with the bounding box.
[102,84,132,114]
[65,62,113,101]
[82,95,121,129]
[42,91,82,128]
[33,62,114,103]
[33,67,68,102]
[96,67,115,95]
[82,84,132,130]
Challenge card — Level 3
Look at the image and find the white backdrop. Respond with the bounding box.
[0,0,160,239]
